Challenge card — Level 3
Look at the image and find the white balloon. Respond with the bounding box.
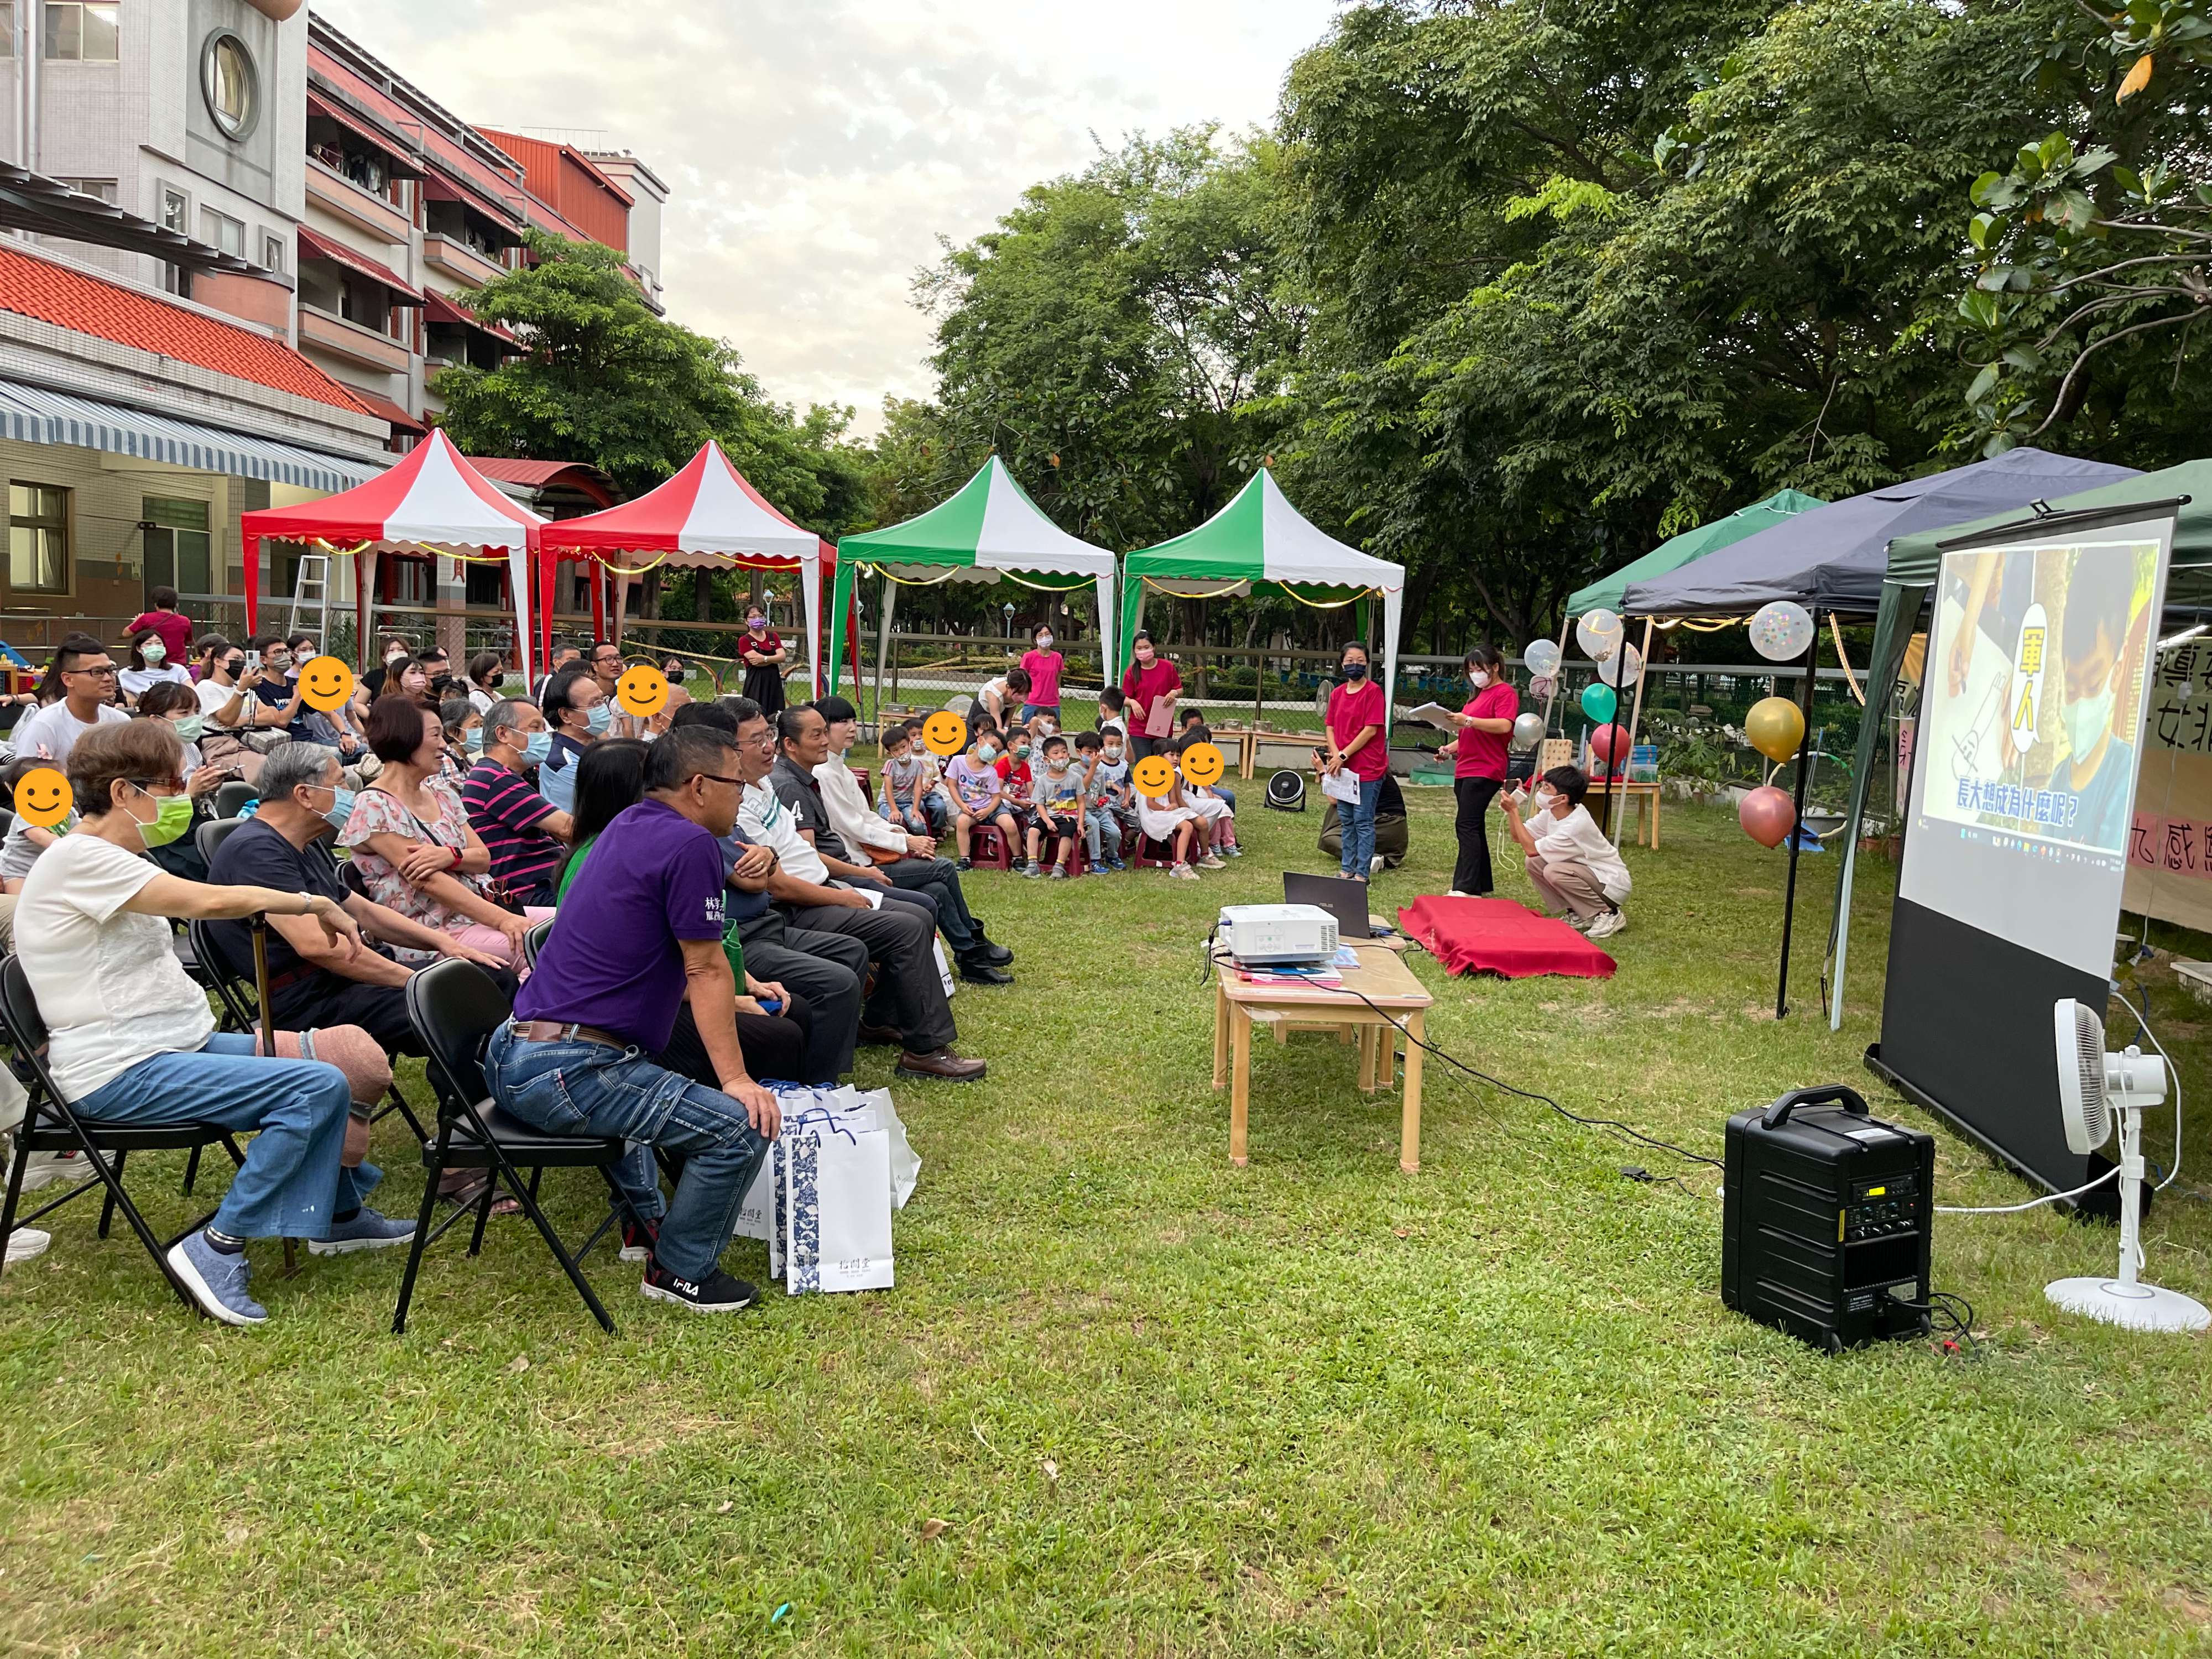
[1510,711,1547,750]
[1575,608,1625,661]
[1523,638,1563,678]
[1591,642,1644,686]
[1749,600,1815,662]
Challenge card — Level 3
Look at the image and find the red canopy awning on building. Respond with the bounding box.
[422,287,520,348]
[298,226,424,305]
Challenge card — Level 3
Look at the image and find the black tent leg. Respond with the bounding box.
[1777,618,1820,1018]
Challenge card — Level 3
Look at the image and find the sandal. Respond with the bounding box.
[439,1170,522,1216]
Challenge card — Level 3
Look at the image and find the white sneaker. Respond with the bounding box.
[1587,909,1626,940]
[1446,889,1469,898]
[1169,863,1200,881]
[7,1226,51,1266]
[1560,912,1592,933]
[1370,855,1386,875]
[18,1150,100,1192]
[1198,853,1227,870]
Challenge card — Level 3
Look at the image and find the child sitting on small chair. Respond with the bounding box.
[947,728,1021,870]
[1074,730,1129,872]
[1172,731,1239,858]
[879,722,937,836]
[1176,716,1238,813]
[1026,733,1085,879]
[1503,764,1631,940]
[1134,757,1208,882]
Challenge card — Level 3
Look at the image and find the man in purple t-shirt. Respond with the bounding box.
[483,725,781,1314]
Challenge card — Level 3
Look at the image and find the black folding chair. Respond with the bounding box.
[521,917,554,969]
[213,780,258,821]
[392,959,648,1335]
[182,919,427,1197]
[0,956,247,1317]
[195,816,247,865]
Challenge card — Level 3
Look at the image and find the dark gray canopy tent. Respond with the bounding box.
[1825,457,2212,1029]
[1620,448,2138,619]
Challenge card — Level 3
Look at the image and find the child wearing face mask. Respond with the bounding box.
[1438,645,1519,896]
[946,731,1020,869]
[1026,734,1084,878]
[878,723,936,837]
[1504,765,1630,938]
[1322,641,1389,881]
[994,719,1037,843]
[1020,624,1064,723]
[1074,730,1130,872]
[1097,687,1130,741]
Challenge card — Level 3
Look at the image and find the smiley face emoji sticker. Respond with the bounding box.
[921,710,968,758]
[614,662,669,719]
[1131,753,1176,798]
[298,655,356,713]
[1178,742,1225,789]
[14,766,71,827]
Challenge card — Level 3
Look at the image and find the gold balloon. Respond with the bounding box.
[1745,696,1806,763]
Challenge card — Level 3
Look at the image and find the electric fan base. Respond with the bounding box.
[2046,1277,2211,1333]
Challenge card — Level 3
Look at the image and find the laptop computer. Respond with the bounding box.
[1285,870,1386,941]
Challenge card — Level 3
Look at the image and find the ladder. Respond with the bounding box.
[283,552,332,650]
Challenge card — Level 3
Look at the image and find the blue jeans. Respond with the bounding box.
[1018,703,1060,725]
[483,1025,770,1282]
[1340,776,1384,878]
[72,1032,366,1239]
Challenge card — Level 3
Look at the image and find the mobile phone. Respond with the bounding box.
[756,996,782,1015]
[245,649,261,674]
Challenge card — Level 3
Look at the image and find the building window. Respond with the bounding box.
[200,208,244,259]
[384,554,432,607]
[141,498,211,599]
[262,232,285,273]
[44,3,118,61]
[159,186,187,233]
[56,177,116,203]
[8,483,69,594]
[200,28,257,140]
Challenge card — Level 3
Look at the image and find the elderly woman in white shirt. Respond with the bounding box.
[808,695,1013,982]
[1504,764,1632,940]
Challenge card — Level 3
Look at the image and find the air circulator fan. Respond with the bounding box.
[2047,999,2210,1333]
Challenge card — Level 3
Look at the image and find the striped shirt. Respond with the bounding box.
[462,758,564,907]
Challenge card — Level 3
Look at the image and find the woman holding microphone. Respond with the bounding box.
[1438,644,1519,896]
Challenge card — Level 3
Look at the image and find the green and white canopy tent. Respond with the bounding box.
[827,457,1118,698]
[1120,468,1405,703]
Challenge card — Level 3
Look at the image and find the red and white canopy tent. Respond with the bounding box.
[238,429,547,679]
[537,439,845,696]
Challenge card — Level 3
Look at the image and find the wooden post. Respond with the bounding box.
[1612,617,1656,849]
[1775,617,1821,1018]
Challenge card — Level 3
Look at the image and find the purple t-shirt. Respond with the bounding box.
[513,799,726,1053]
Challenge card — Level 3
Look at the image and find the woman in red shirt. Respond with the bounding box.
[1438,644,1519,895]
[738,600,788,717]
[1119,630,1182,761]
[1322,640,1390,881]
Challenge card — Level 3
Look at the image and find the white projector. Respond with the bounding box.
[1218,903,1339,966]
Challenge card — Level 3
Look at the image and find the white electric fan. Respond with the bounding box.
[2047,999,2210,1333]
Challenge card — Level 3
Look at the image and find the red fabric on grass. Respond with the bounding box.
[1397,895,1615,980]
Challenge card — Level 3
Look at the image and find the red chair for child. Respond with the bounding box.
[967,821,1015,870]
[1129,826,1181,870]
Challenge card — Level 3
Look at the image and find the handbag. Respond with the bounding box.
[781,1109,894,1295]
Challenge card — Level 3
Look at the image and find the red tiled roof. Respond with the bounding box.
[0,242,371,413]
[347,389,426,435]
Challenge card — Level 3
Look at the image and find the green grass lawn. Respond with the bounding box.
[5,784,2211,1656]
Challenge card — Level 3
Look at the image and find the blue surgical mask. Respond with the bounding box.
[523,730,554,766]
[322,786,356,833]
[586,702,613,735]
[463,727,484,754]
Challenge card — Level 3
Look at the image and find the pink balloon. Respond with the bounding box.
[1588,723,1631,765]
[1739,785,1797,849]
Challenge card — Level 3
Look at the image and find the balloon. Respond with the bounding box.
[1580,682,1619,723]
[1588,723,1631,765]
[1510,711,1547,750]
[1524,638,1563,678]
[1575,608,1625,661]
[1749,600,1814,662]
[1745,695,1806,763]
[1595,641,1643,686]
[1739,785,1797,848]
[1528,675,1558,701]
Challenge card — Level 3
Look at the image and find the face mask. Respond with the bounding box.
[586,702,613,735]
[977,743,999,763]
[132,786,192,849]
[321,786,357,833]
[1470,671,1491,689]
[172,713,205,743]
[1048,759,1068,774]
[1014,743,1031,759]
[1036,634,1053,650]
[2065,684,2115,756]
[522,730,554,766]
[385,648,408,665]
[265,650,292,672]
[463,728,484,754]
[747,617,767,633]
[1533,788,1557,811]
[1341,660,1367,680]
[1103,746,1123,763]
[223,659,244,680]
[142,640,168,666]
[1135,650,1154,665]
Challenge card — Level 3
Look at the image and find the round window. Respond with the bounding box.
[201,30,259,141]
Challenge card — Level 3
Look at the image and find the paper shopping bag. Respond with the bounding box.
[782,1122,894,1295]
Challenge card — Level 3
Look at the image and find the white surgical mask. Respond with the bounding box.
[1470,670,1491,689]
[1036,634,1053,650]
[1103,745,1123,762]
[2065,684,2115,757]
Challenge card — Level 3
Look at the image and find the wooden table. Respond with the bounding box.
[1207,724,1323,780]
[1211,944,1435,1172]
[1584,778,1662,849]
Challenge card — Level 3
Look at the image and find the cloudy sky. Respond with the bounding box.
[317,0,1345,434]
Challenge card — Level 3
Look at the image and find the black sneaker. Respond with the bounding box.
[955,856,973,870]
[640,1261,759,1313]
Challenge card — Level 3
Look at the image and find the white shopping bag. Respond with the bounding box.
[845,1087,920,1209]
[734,1147,776,1243]
[935,937,955,999]
[782,1114,894,1295]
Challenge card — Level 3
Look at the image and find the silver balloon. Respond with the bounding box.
[1510,711,1547,750]
[1575,608,1625,661]
[1523,638,1563,678]
[1749,599,1815,662]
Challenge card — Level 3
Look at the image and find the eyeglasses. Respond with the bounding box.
[692,771,744,788]
[129,776,187,795]
[67,664,118,677]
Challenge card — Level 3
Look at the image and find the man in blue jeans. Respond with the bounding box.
[483,724,782,1313]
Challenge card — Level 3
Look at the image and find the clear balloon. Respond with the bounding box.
[1528,675,1558,701]
[1510,711,1546,750]
[1575,608,1625,661]
[1590,641,1644,687]
[1739,785,1797,848]
[1745,695,1806,763]
[1749,600,1815,662]
[1580,682,1619,723]
[1523,638,1563,678]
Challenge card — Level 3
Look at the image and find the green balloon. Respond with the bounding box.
[1580,682,1619,723]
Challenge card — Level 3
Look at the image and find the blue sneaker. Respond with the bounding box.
[306,1207,418,1256]
[168,1231,267,1326]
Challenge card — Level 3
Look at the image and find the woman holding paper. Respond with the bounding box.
[1321,640,1390,881]
[1437,644,1519,896]
[1121,631,1182,761]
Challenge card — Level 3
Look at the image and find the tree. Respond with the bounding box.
[434,233,865,530]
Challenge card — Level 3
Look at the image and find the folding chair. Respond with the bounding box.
[183,919,427,1196]
[195,816,247,865]
[0,956,246,1317]
[392,959,650,1335]
[213,780,258,820]
[521,917,554,969]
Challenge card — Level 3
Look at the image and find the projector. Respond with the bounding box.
[1217,903,1338,966]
